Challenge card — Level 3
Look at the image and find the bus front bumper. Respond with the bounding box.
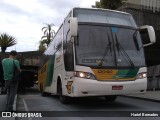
[71,77,147,97]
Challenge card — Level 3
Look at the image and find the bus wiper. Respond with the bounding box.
[98,34,112,67]
[115,34,135,67]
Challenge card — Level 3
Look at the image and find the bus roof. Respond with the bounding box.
[72,7,132,16]
[72,7,136,27]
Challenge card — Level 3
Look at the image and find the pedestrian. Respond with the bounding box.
[2,50,21,112]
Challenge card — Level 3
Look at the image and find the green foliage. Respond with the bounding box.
[41,23,55,47]
[38,23,55,51]
[38,41,46,52]
[93,0,125,10]
[0,33,17,53]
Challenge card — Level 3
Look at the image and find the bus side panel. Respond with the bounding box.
[50,48,64,94]
[38,55,55,93]
[38,62,49,91]
[44,55,56,93]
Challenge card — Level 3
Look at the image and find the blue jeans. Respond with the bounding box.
[5,80,18,111]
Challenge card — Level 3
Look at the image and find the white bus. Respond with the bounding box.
[38,8,156,103]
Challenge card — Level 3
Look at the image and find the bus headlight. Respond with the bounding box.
[137,72,147,79]
[75,71,96,80]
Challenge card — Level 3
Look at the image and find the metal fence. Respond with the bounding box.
[0,51,42,66]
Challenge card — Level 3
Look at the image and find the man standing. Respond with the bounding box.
[2,50,21,112]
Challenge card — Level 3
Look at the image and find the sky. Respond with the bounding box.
[0,0,99,52]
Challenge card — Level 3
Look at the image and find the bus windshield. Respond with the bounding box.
[75,24,146,68]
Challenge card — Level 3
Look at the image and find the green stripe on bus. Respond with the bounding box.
[46,55,55,86]
[114,68,139,78]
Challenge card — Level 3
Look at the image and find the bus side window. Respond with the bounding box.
[55,26,63,51]
[63,12,71,44]
[63,13,74,71]
[64,42,74,71]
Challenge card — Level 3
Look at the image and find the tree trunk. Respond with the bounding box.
[1,47,6,53]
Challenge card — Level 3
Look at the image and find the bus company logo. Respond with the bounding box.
[115,75,119,80]
[98,69,113,74]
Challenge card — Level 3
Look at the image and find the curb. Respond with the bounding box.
[122,95,160,103]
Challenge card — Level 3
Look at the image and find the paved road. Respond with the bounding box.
[14,86,160,120]
[0,95,15,120]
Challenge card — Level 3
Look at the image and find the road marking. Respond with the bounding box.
[23,99,32,120]
[23,99,29,111]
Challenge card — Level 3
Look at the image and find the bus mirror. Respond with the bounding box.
[69,17,78,37]
[138,25,156,47]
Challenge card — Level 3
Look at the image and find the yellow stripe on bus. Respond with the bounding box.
[38,62,49,89]
[92,69,136,81]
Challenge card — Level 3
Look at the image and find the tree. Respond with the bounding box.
[38,41,46,52]
[92,0,125,10]
[92,1,101,8]
[40,23,55,47]
[0,33,17,53]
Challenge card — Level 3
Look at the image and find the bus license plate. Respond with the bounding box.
[112,86,123,90]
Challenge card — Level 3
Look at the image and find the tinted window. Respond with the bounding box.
[75,24,145,68]
[75,24,115,67]
[74,8,137,27]
[39,25,63,68]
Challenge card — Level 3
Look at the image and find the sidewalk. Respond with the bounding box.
[125,90,160,102]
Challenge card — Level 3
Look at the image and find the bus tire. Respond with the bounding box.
[58,81,70,104]
[0,87,2,95]
[105,96,117,103]
[40,84,47,97]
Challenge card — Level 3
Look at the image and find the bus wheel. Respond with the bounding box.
[40,85,47,97]
[59,82,70,104]
[105,96,117,103]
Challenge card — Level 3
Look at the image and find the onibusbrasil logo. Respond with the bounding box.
[2,112,42,118]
